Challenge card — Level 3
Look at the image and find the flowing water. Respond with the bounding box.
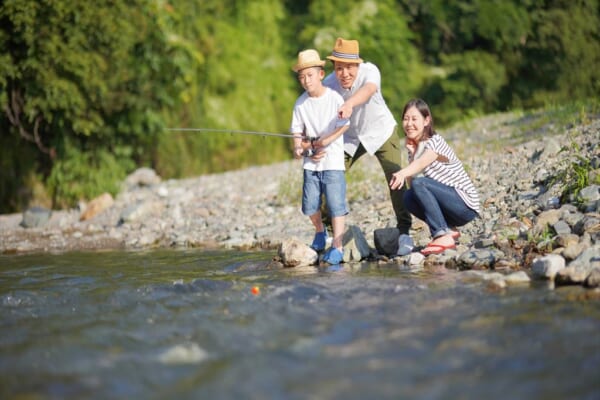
[1,250,599,400]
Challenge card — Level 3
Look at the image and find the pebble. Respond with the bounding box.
[1,114,599,289]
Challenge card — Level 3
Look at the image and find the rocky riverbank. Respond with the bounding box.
[1,110,599,289]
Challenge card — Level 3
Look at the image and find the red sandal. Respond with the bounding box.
[421,243,457,256]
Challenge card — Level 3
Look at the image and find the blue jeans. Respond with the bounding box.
[404,177,478,238]
[302,170,348,217]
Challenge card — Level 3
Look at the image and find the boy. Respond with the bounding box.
[290,49,350,264]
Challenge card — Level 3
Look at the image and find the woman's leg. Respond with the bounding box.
[409,177,477,238]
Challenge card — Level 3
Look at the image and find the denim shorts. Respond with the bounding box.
[302,169,348,217]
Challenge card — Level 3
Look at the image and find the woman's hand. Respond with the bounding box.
[389,170,406,190]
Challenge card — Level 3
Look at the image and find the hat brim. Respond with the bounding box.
[326,55,363,64]
[292,60,326,72]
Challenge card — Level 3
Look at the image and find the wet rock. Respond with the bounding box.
[584,268,600,288]
[504,271,531,284]
[531,254,565,280]
[278,238,318,267]
[555,246,600,285]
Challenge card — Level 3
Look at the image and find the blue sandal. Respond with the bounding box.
[322,247,344,265]
[310,230,328,252]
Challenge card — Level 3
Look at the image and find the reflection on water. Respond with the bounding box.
[1,250,599,399]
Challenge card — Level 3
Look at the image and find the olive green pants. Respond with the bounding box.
[345,129,412,234]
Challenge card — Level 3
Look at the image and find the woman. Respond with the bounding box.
[389,99,480,256]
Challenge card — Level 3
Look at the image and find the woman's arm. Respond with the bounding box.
[389,148,437,190]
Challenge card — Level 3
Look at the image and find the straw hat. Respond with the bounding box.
[292,49,326,72]
[326,38,364,63]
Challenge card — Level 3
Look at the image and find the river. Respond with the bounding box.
[1,250,599,399]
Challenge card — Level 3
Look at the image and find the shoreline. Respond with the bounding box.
[1,113,599,289]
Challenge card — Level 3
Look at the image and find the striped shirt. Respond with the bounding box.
[421,134,480,213]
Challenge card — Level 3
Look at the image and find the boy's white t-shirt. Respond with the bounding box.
[323,62,397,156]
[290,87,349,172]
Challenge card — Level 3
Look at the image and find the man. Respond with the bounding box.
[323,37,412,235]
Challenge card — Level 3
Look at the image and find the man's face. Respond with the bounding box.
[333,61,359,89]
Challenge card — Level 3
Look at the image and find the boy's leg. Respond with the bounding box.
[309,212,325,233]
[322,170,348,242]
[374,130,412,234]
[303,170,328,251]
[331,215,345,250]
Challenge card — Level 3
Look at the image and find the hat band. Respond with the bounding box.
[331,50,360,60]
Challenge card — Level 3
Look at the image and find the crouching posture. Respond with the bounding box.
[390,99,480,256]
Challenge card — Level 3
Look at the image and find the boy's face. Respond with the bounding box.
[297,67,324,92]
[333,61,359,89]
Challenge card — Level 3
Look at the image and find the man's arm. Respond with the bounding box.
[338,82,377,119]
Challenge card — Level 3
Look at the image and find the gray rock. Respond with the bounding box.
[552,220,571,235]
[343,225,371,262]
[555,246,600,285]
[584,267,600,288]
[21,207,52,228]
[531,254,566,280]
[457,248,504,270]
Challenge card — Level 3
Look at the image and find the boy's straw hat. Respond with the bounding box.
[326,38,364,63]
[292,49,326,72]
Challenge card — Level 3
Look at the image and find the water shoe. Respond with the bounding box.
[322,247,343,265]
[310,230,328,252]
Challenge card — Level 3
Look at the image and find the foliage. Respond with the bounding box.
[297,0,422,118]
[0,0,194,210]
[1,0,599,213]
[47,142,135,208]
[155,0,297,178]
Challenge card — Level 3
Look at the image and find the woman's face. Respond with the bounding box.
[402,106,430,142]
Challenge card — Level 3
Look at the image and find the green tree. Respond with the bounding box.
[296,0,423,118]
[515,0,600,106]
[0,0,195,210]
[155,0,298,178]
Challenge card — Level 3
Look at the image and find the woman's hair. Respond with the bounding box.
[402,98,436,138]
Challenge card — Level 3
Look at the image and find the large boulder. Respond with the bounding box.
[278,238,318,267]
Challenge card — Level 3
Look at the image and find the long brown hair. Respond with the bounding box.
[402,98,436,138]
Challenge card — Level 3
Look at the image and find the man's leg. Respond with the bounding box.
[374,130,412,234]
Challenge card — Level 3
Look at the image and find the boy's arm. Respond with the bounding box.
[314,124,349,148]
[292,133,305,159]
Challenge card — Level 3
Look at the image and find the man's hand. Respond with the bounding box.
[338,102,353,119]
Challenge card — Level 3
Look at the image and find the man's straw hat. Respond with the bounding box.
[326,38,364,63]
[292,49,326,72]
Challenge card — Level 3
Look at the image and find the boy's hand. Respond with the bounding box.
[310,148,326,161]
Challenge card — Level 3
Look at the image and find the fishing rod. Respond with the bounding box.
[167,127,319,156]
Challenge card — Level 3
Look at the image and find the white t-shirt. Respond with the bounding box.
[323,62,397,156]
[290,87,349,171]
